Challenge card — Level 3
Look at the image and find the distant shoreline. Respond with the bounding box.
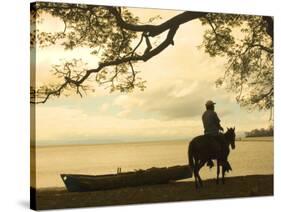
[34,174,273,210]
[31,139,189,148]
[32,136,273,148]
[236,136,273,142]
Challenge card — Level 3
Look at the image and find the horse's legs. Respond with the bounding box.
[197,160,205,187]
[194,168,198,188]
[198,160,206,169]
[221,152,229,184]
[197,171,203,187]
[221,164,226,184]
[216,160,220,184]
[194,159,200,188]
[222,161,226,184]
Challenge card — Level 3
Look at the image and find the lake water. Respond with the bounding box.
[33,140,273,188]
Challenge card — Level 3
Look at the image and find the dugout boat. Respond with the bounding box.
[61,165,192,192]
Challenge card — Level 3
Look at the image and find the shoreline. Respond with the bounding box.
[34,174,273,210]
[32,137,274,148]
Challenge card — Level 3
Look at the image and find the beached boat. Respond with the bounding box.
[61,165,192,192]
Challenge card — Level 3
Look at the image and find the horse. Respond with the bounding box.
[188,127,236,188]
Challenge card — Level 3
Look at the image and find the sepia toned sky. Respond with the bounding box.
[34,7,271,146]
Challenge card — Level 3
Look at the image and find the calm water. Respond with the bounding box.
[33,140,273,188]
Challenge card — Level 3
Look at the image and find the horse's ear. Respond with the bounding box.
[227,127,229,131]
[234,127,235,131]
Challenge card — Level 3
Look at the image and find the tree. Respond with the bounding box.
[30,2,273,111]
[245,125,273,137]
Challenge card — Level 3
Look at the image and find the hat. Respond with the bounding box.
[205,100,216,106]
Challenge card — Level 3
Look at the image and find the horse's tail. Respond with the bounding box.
[188,141,194,172]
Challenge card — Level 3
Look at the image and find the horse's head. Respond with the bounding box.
[225,127,236,149]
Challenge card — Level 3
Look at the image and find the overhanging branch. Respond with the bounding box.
[107,7,206,36]
[31,24,179,104]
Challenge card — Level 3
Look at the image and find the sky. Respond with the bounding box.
[33,6,272,146]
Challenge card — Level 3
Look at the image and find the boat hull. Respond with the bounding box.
[61,165,192,192]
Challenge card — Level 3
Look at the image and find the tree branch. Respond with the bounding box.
[262,16,273,41]
[31,25,179,104]
[107,7,206,36]
[204,16,226,51]
[250,44,273,54]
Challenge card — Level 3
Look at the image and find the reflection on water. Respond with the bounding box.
[34,141,273,188]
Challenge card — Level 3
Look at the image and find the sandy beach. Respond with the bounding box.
[33,174,273,210]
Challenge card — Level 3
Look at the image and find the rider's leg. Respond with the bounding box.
[206,135,217,168]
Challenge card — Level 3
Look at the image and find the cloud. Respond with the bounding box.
[113,79,232,121]
[168,81,198,98]
[105,18,233,121]
[99,103,110,113]
[35,105,202,145]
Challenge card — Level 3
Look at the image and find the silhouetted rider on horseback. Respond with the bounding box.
[202,100,231,171]
[202,100,224,136]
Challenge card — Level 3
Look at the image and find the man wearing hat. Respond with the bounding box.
[202,100,230,170]
[202,100,224,135]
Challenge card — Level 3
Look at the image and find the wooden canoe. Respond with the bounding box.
[61,165,192,192]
